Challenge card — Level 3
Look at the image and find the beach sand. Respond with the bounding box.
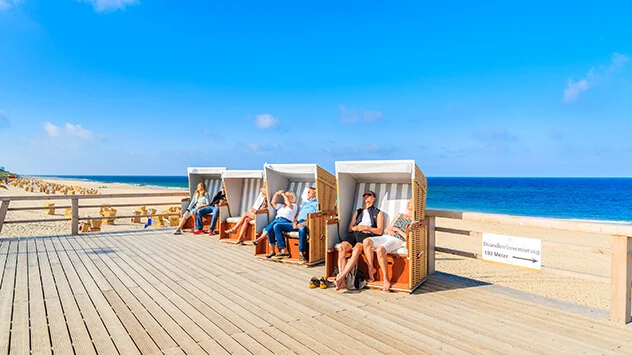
[1,179,611,311]
[0,178,186,238]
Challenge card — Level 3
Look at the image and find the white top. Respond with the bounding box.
[358,209,372,227]
[252,192,265,210]
[275,203,298,221]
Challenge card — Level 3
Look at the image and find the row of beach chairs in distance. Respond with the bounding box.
[180,160,429,293]
[11,178,99,195]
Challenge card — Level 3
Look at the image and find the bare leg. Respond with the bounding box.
[236,216,253,243]
[335,244,364,290]
[363,238,376,282]
[376,246,390,291]
[337,242,352,281]
[177,215,189,230]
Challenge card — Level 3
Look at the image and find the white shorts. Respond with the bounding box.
[370,235,403,253]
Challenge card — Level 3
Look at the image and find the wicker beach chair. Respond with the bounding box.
[255,163,337,266]
[219,170,268,243]
[325,160,428,292]
[182,167,227,232]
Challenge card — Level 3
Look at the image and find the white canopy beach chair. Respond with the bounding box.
[326,160,428,292]
[181,167,227,231]
[255,163,337,265]
[219,170,268,243]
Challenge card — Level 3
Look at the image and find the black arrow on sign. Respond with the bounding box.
[513,256,538,263]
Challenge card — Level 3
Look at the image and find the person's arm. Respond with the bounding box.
[367,211,384,235]
[281,193,294,209]
[348,211,358,232]
[385,213,401,235]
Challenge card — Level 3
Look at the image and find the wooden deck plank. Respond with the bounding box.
[51,237,121,355]
[10,240,30,354]
[409,281,608,354]
[59,236,140,355]
[73,236,181,352]
[0,240,17,354]
[91,233,252,354]
[27,239,52,355]
[34,238,74,355]
[2,229,632,355]
[42,237,97,355]
[420,279,623,351]
[108,231,343,355]
[80,235,212,354]
[125,231,319,322]
[110,230,348,354]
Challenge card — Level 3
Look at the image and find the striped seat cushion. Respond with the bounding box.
[287,181,316,207]
[353,182,412,227]
[204,179,223,197]
[239,178,264,215]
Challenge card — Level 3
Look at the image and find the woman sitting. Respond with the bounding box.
[173,182,209,235]
[362,199,413,291]
[253,190,297,259]
[225,187,268,245]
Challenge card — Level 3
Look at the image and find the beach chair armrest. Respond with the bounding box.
[181,197,190,203]
[218,201,229,207]
[254,208,268,215]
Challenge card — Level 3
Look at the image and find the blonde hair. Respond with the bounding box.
[285,191,296,203]
[195,182,207,198]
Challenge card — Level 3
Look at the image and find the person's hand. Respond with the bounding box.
[293,221,298,229]
[249,208,255,213]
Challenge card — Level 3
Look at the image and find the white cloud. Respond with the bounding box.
[65,123,94,140]
[254,114,279,129]
[43,122,94,140]
[44,122,61,137]
[563,53,629,103]
[0,0,21,11]
[79,0,139,13]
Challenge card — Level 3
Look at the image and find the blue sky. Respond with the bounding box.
[0,1,631,177]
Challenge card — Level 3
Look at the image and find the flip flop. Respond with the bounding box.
[319,277,329,289]
[309,276,319,289]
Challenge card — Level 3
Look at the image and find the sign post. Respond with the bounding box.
[482,233,542,270]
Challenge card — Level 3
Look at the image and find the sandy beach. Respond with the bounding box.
[0,178,186,238]
[0,178,612,311]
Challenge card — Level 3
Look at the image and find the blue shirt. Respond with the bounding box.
[297,198,318,222]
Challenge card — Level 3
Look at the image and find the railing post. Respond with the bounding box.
[0,200,9,234]
[427,216,436,275]
[71,197,79,235]
[610,234,632,324]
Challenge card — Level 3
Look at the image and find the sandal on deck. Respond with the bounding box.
[266,253,276,259]
[272,253,289,260]
[319,277,329,289]
[309,276,319,289]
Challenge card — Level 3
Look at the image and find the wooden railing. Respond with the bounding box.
[425,209,632,324]
[0,192,189,235]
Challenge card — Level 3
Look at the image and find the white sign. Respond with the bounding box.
[482,233,542,270]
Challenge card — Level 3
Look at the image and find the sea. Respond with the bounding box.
[36,175,632,224]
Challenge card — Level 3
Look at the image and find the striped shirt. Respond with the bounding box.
[393,214,413,241]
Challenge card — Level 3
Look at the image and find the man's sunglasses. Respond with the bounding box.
[363,193,375,198]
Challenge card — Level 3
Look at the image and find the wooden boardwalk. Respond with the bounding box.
[0,230,631,354]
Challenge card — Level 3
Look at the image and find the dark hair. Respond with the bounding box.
[308,187,316,191]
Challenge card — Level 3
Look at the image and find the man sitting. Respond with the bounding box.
[194,185,226,235]
[335,190,384,290]
[272,187,318,264]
